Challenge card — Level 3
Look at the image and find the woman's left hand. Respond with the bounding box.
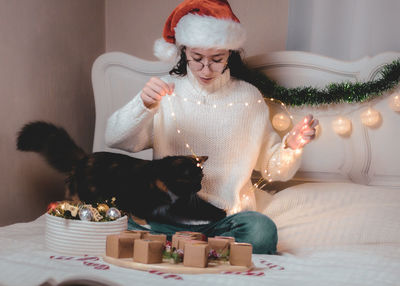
[285,114,319,150]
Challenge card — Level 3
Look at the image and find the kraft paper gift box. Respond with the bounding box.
[214,236,235,242]
[142,233,167,245]
[121,230,150,238]
[106,234,137,258]
[183,243,211,268]
[120,231,142,240]
[229,242,253,267]
[133,239,164,264]
[207,237,232,253]
[172,231,205,249]
[178,239,207,252]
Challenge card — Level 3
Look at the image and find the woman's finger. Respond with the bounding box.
[152,77,173,96]
[142,86,162,101]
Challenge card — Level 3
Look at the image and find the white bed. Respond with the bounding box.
[1,51,399,286]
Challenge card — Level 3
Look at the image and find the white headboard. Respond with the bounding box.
[92,51,400,188]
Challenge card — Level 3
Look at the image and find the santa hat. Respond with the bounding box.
[154,0,246,62]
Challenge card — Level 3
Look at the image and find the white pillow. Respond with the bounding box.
[260,182,400,253]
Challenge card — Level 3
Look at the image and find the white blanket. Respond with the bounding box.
[1,182,399,286]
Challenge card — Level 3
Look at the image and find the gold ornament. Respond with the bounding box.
[66,204,79,217]
[88,206,103,222]
[97,203,109,213]
[58,202,68,211]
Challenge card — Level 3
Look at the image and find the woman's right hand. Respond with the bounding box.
[140,77,175,109]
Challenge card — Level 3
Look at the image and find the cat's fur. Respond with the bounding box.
[16,121,226,225]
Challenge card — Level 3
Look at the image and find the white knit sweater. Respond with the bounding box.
[105,68,302,215]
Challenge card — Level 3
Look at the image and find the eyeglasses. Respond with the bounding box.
[187,59,227,73]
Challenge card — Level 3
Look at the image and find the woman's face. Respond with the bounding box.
[185,47,230,85]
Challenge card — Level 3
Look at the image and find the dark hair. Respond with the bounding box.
[169,46,274,95]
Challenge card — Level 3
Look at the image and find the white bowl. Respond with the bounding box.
[45,213,128,255]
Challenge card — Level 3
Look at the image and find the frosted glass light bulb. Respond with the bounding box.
[389,93,400,112]
[272,113,291,131]
[360,107,381,127]
[332,116,352,136]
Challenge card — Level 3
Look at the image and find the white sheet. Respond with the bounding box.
[1,183,399,286]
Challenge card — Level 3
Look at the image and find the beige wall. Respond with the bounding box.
[106,0,289,59]
[0,0,105,226]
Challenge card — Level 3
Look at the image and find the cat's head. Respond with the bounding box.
[157,155,208,197]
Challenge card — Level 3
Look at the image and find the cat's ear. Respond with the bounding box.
[196,156,208,164]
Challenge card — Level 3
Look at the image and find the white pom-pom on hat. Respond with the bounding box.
[153,38,179,63]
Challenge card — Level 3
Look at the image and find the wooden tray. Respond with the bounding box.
[103,256,253,274]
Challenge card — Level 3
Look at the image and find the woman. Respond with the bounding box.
[105,0,318,254]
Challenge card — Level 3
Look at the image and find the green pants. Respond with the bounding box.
[128,211,277,254]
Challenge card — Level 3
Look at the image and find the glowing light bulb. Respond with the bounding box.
[213,104,217,108]
[389,92,400,112]
[360,107,381,127]
[272,113,291,131]
[197,101,201,105]
[177,129,181,134]
[258,100,262,103]
[245,102,249,106]
[281,150,294,163]
[332,116,352,136]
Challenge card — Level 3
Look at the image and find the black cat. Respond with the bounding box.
[16,121,226,225]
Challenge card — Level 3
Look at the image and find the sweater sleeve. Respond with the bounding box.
[256,117,303,182]
[104,91,158,153]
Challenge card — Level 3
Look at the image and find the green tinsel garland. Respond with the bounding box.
[254,58,400,106]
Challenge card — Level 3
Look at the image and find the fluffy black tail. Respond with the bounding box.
[17,121,87,173]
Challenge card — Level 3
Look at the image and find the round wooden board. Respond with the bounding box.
[103,256,253,274]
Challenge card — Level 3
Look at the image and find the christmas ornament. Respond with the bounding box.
[332,116,352,136]
[47,202,59,212]
[97,203,109,213]
[389,92,400,112]
[79,206,93,221]
[89,206,103,222]
[106,207,121,220]
[272,112,291,131]
[66,204,79,217]
[360,107,381,127]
